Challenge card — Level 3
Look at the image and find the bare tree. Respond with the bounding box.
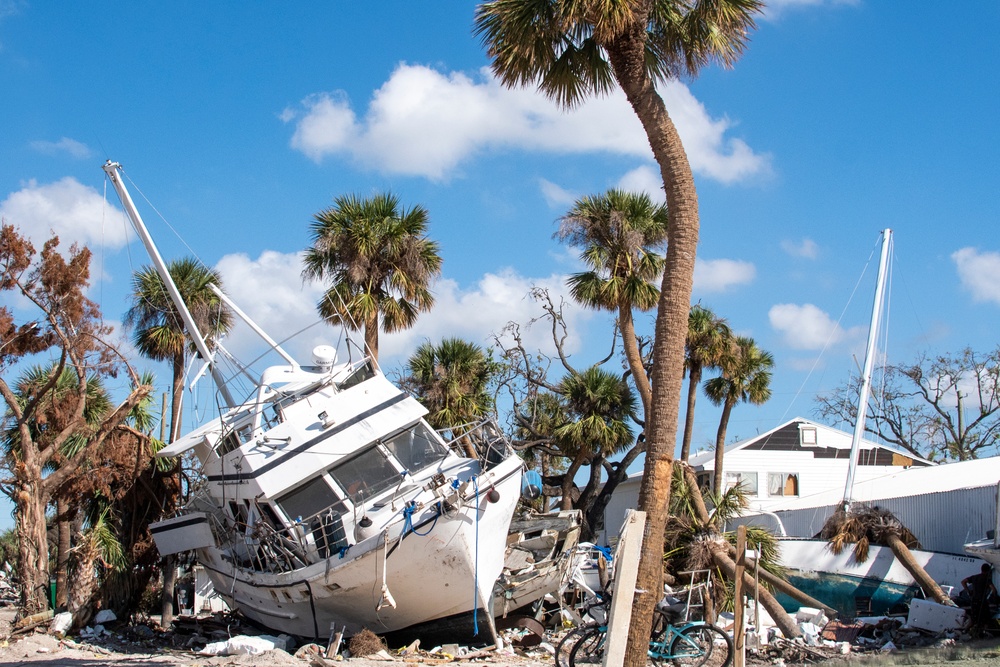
[0,225,152,615]
[815,348,1000,461]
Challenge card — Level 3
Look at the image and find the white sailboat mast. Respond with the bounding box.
[103,161,237,408]
[843,228,893,507]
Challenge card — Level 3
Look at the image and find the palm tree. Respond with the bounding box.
[554,366,637,511]
[474,4,763,660]
[124,258,232,443]
[680,306,733,462]
[402,338,498,457]
[403,338,496,430]
[821,505,954,606]
[704,336,773,497]
[124,257,231,628]
[303,193,443,362]
[556,189,668,419]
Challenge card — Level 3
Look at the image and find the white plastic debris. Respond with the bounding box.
[199,634,286,656]
[49,611,73,637]
[93,609,117,624]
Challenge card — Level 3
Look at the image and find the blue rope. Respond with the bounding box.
[472,475,479,636]
[401,501,439,537]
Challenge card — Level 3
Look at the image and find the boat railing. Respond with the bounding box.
[441,417,513,471]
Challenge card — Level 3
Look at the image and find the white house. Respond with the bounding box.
[599,417,933,544]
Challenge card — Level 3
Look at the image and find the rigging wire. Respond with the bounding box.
[778,231,886,424]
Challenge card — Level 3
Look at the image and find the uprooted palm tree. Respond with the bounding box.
[821,504,955,606]
[665,463,804,638]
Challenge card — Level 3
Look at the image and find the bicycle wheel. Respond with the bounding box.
[556,626,595,667]
[668,624,733,667]
[568,626,607,666]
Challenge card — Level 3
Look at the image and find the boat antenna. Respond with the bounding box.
[842,228,893,509]
[103,160,237,408]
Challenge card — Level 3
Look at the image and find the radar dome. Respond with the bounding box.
[312,345,337,369]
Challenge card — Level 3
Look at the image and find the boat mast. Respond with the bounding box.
[842,228,893,508]
[103,161,237,408]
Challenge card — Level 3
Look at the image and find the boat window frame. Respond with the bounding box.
[327,443,406,506]
[382,422,450,475]
[274,474,349,525]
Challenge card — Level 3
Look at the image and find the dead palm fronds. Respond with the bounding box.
[821,504,954,606]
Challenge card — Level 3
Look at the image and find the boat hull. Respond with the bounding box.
[194,459,522,639]
[776,538,983,617]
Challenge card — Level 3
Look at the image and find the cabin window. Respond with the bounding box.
[384,423,448,473]
[338,362,376,390]
[725,472,758,495]
[800,427,817,446]
[329,446,403,504]
[276,476,345,523]
[767,472,799,497]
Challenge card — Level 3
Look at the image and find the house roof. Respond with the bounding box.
[767,455,1000,513]
[687,416,934,469]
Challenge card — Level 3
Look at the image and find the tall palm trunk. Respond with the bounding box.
[886,533,954,605]
[605,23,701,666]
[712,399,735,496]
[364,311,379,362]
[619,305,651,418]
[161,353,185,629]
[680,365,703,462]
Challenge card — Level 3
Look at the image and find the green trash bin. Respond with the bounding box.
[50,578,56,609]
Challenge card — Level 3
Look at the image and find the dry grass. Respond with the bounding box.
[348,627,387,657]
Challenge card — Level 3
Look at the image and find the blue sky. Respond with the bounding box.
[2,2,999,528]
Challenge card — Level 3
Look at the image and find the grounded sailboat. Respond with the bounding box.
[103,161,524,641]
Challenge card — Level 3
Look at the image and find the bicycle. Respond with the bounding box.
[567,606,732,667]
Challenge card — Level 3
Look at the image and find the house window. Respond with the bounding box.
[768,472,799,497]
[800,427,817,446]
[725,472,758,495]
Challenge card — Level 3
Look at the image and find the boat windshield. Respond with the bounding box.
[383,423,448,473]
[328,446,403,505]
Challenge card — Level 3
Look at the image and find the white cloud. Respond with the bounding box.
[616,166,665,202]
[29,137,93,159]
[764,0,859,20]
[769,303,853,350]
[538,178,577,209]
[952,247,1000,306]
[284,64,769,184]
[214,250,593,370]
[694,258,756,293]
[0,177,129,249]
[780,238,818,259]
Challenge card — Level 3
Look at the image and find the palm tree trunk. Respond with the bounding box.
[886,534,955,606]
[712,400,735,498]
[610,25,701,664]
[680,366,702,462]
[708,540,801,639]
[619,305,651,418]
[364,312,379,362]
[731,546,839,619]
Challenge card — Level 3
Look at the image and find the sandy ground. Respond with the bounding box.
[3,607,1000,667]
